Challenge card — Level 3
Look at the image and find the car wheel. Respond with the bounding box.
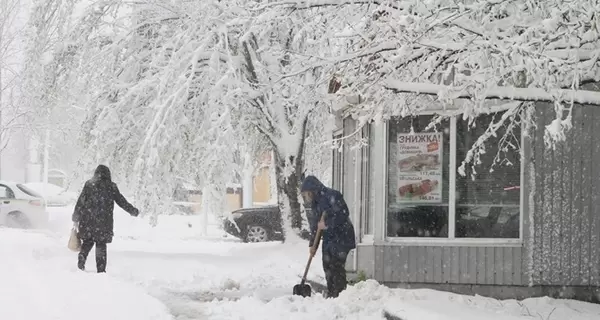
[6,212,31,229]
[245,225,269,243]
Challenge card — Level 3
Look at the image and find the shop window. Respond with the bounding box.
[386,110,522,239]
[387,116,450,238]
[332,133,343,191]
[362,124,373,236]
[455,112,521,238]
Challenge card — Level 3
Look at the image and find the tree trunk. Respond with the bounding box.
[269,150,277,203]
[273,133,309,241]
[271,114,311,242]
[0,66,3,179]
[275,161,303,229]
[274,155,304,242]
[43,128,50,187]
[242,152,254,208]
[200,186,210,236]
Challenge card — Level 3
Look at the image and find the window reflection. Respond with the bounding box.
[455,112,521,239]
[386,111,522,239]
[387,115,450,238]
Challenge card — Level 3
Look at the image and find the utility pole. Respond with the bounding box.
[0,96,3,180]
[42,118,50,197]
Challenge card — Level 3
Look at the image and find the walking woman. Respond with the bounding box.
[72,165,139,273]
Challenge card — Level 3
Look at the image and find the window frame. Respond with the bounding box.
[17,184,42,198]
[332,130,344,192]
[361,124,374,242]
[0,184,16,199]
[383,112,525,247]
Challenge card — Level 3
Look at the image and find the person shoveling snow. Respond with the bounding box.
[299,175,356,299]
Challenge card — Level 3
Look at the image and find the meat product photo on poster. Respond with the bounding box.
[395,132,443,203]
[398,179,439,198]
[397,153,440,172]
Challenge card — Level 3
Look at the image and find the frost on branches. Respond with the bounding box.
[43,0,600,232]
[232,6,338,239]
[0,0,28,152]
[20,0,88,186]
[63,0,331,235]
[65,1,247,221]
[264,0,600,176]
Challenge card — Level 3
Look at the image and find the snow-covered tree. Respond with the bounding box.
[21,0,88,185]
[58,0,335,237]
[47,0,599,237]
[257,0,600,175]
[54,1,252,226]
[228,5,342,235]
[0,0,32,156]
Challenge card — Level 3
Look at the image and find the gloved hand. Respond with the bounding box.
[131,208,140,217]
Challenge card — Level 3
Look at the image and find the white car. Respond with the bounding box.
[0,181,48,229]
[23,182,78,207]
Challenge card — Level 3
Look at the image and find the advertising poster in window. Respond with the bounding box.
[396,132,443,203]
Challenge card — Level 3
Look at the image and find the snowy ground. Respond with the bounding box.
[2,207,600,320]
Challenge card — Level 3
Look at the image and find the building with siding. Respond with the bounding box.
[334,102,600,302]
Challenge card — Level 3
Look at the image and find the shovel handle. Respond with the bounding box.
[301,212,326,284]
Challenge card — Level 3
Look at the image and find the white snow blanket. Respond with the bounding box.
[1,206,598,320]
[0,229,173,320]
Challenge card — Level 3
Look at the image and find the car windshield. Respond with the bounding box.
[17,184,42,198]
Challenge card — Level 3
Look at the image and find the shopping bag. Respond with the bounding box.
[68,227,81,252]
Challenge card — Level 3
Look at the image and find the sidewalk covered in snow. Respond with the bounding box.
[2,209,600,320]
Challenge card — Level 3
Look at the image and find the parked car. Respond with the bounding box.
[223,206,285,243]
[173,201,196,215]
[223,205,313,243]
[0,181,48,228]
[23,182,78,207]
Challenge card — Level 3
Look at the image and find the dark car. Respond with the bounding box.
[223,205,285,242]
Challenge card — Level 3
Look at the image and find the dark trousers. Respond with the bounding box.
[78,239,107,273]
[322,248,348,298]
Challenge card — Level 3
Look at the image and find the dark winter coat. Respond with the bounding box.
[301,175,356,254]
[72,165,139,243]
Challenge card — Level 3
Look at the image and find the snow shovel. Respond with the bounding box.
[293,213,325,297]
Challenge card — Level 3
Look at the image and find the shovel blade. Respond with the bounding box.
[293,284,312,297]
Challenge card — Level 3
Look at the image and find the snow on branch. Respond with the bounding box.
[37,0,600,221]
[252,0,400,11]
[292,0,600,144]
[383,81,600,107]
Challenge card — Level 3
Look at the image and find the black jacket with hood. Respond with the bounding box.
[72,165,139,243]
[301,175,356,254]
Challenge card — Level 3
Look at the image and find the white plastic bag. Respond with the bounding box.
[68,227,81,252]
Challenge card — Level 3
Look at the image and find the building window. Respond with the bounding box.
[386,110,522,239]
[362,124,373,236]
[332,133,343,191]
[455,113,521,238]
[0,185,15,199]
[387,115,450,238]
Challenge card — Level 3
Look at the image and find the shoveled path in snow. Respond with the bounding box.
[105,216,600,320]
[15,210,600,320]
[59,235,600,320]
[2,224,321,320]
[107,238,321,320]
[43,208,326,319]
